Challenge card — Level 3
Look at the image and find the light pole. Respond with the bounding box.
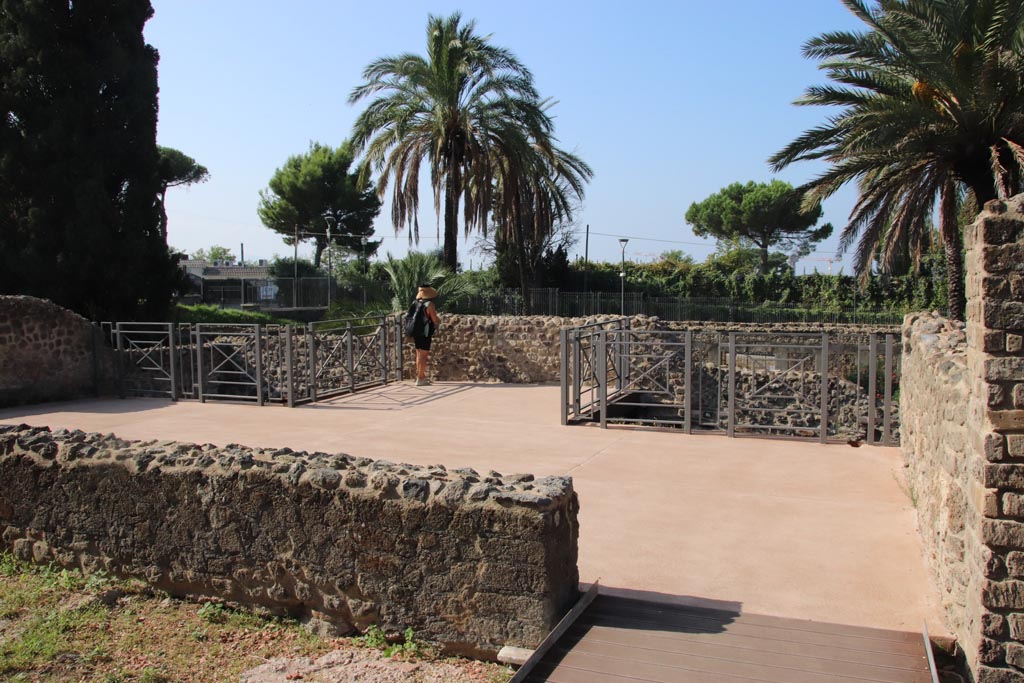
[619,238,629,315]
[361,236,368,306]
[324,216,335,308]
[293,224,298,308]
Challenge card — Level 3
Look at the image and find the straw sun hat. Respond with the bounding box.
[416,285,438,300]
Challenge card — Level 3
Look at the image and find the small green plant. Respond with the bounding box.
[0,552,26,577]
[358,624,388,649]
[197,601,226,624]
[383,627,423,658]
[139,666,171,683]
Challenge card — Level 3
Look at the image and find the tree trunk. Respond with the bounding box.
[442,163,461,272]
[759,243,769,275]
[313,237,325,269]
[940,180,965,321]
[514,217,532,314]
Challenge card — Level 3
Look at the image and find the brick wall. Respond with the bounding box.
[902,194,1024,681]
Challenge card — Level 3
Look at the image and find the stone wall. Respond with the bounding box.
[901,194,1024,682]
[0,424,579,657]
[0,296,116,407]
[418,314,897,383]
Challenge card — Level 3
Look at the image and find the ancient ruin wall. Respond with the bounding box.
[0,425,579,657]
[0,296,115,407]
[902,195,1024,682]
[418,314,897,383]
[900,314,985,652]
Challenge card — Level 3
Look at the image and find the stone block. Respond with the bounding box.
[986,464,1024,489]
[981,216,1024,245]
[985,245,1024,275]
[993,384,1009,407]
[1010,642,1024,669]
[978,664,1024,682]
[1010,435,1024,458]
[1008,552,1024,578]
[985,638,1009,665]
[986,301,1024,329]
[988,433,1008,461]
[1015,385,1024,409]
[983,580,1024,609]
[992,411,1024,431]
[1010,613,1024,640]
[984,520,1024,548]
[988,358,1024,382]
[1008,494,1024,518]
[987,611,1009,638]
[1011,335,1024,354]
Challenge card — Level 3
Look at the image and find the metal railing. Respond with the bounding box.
[109,315,403,406]
[560,322,900,445]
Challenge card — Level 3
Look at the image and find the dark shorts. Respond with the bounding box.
[413,335,432,351]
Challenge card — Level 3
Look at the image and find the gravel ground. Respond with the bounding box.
[241,649,512,683]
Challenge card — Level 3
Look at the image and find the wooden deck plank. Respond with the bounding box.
[528,649,930,683]
[550,638,932,683]
[522,595,934,683]
[579,606,925,656]
[590,596,922,643]
[565,623,929,671]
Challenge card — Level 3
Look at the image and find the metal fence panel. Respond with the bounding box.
[560,322,901,445]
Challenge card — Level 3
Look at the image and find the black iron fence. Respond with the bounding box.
[107,316,404,406]
[560,319,901,445]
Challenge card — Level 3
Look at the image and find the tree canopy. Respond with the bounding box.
[349,12,556,272]
[0,0,181,320]
[258,141,381,268]
[192,246,235,265]
[769,0,1024,320]
[684,180,832,274]
[157,146,209,240]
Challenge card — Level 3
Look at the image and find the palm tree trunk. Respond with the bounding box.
[514,217,531,314]
[442,165,461,272]
[940,180,965,321]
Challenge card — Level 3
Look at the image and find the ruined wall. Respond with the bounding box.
[418,314,897,383]
[0,425,579,657]
[0,296,116,407]
[902,195,1024,682]
[900,314,984,655]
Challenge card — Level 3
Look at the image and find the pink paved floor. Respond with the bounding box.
[0,382,948,636]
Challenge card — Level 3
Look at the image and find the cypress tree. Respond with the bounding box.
[0,0,180,320]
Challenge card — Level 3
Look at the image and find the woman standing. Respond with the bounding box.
[412,285,441,386]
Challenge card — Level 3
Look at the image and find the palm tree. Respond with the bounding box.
[349,12,552,273]
[380,251,469,312]
[491,140,593,301]
[769,0,1024,320]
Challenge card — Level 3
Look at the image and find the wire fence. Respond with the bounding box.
[187,279,907,325]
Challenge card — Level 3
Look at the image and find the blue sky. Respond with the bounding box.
[147,0,866,273]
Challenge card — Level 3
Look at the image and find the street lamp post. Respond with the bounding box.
[619,238,629,315]
[361,236,368,306]
[293,224,298,308]
[324,216,335,308]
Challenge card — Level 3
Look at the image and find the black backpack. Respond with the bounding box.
[404,300,430,338]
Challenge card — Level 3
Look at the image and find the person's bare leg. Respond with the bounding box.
[416,349,428,381]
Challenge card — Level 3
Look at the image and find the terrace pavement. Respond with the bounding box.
[0,381,949,637]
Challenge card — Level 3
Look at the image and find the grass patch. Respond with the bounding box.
[0,552,511,682]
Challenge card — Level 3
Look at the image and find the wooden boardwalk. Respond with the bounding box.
[521,595,935,683]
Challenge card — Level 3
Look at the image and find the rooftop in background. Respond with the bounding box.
[180,259,271,281]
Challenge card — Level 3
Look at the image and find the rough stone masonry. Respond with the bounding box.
[901,194,1024,682]
[0,424,579,658]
